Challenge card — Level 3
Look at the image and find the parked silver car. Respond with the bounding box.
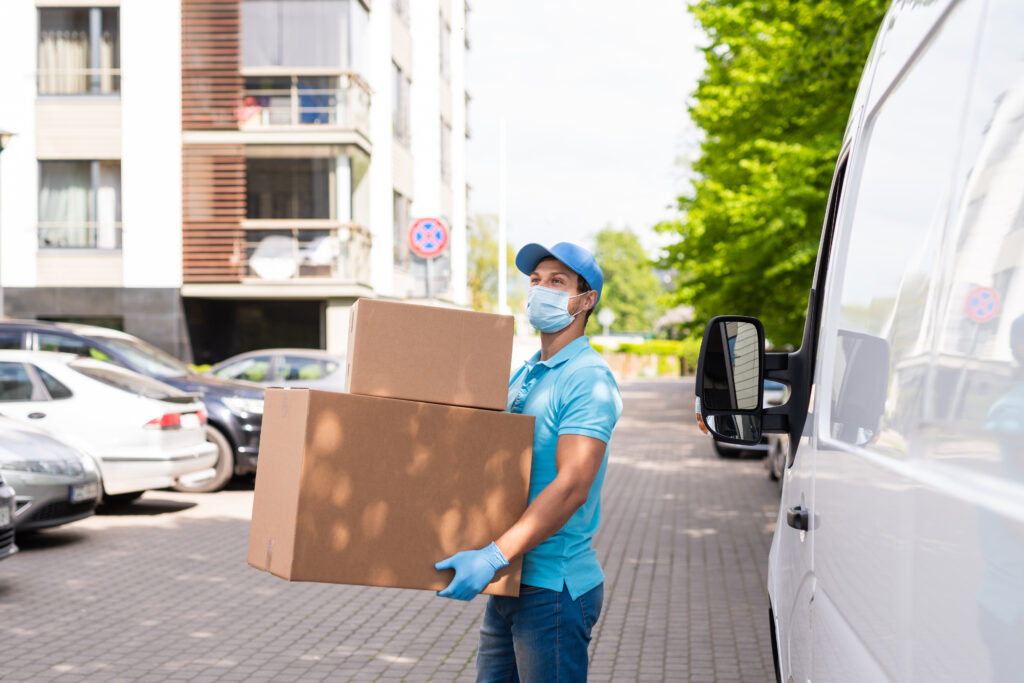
[0,416,101,530]
[0,471,16,560]
[207,349,346,392]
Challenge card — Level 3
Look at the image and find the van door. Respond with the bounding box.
[769,144,850,681]
[808,2,983,680]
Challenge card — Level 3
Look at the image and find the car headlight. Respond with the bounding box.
[1,458,85,476]
[224,396,265,416]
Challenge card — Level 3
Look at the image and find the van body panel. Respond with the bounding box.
[767,0,1024,680]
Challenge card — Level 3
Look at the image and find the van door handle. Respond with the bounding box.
[786,505,810,531]
[27,412,46,420]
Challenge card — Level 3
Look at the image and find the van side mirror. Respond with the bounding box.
[695,316,766,446]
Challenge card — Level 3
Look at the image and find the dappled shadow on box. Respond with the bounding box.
[247,389,533,596]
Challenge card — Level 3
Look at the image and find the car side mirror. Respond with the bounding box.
[695,316,766,446]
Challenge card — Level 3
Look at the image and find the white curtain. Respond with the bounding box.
[39,28,88,94]
[39,162,92,247]
[97,162,121,249]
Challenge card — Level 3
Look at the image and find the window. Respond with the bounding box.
[36,367,72,400]
[441,119,453,184]
[88,336,190,379]
[821,1,976,452]
[213,356,272,382]
[38,7,120,95]
[0,363,35,402]
[392,61,411,146]
[242,0,367,73]
[0,330,24,350]
[38,333,98,358]
[246,159,333,219]
[275,355,334,381]
[70,361,187,400]
[38,160,121,249]
[393,190,412,268]
[439,15,452,81]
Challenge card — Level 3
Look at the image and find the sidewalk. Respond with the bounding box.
[0,378,779,682]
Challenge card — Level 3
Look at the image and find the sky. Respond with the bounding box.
[465,0,706,258]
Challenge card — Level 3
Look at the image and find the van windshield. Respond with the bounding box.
[91,336,191,379]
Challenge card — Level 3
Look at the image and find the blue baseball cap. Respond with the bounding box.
[515,242,604,304]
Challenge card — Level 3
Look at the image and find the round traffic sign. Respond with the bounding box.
[966,286,999,323]
[408,218,449,259]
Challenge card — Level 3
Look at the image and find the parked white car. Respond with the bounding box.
[0,351,217,500]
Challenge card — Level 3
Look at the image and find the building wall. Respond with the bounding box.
[0,0,470,360]
[121,0,183,289]
[0,0,41,291]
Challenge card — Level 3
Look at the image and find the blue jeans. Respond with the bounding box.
[476,583,604,683]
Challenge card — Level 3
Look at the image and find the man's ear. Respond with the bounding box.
[586,290,598,312]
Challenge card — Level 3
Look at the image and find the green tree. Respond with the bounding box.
[658,0,887,345]
[593,227,662,333]
[467,214,520,313]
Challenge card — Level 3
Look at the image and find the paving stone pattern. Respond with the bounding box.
[0,378,780,682]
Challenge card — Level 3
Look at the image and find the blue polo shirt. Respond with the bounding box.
[507,335,622,600]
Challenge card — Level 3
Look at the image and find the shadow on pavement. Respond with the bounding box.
[97,498,197,516]
[14,527,90,551]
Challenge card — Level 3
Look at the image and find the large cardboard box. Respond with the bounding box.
[345,298,514,410]
[248,388,534,596]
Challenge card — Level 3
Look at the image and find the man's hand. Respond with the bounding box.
[435,542,509,601]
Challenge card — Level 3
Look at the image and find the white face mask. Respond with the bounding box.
[527,286,590,333]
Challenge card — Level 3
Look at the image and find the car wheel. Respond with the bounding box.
[172,425,234,493]
[768,444,781,481]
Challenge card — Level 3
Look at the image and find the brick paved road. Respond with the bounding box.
[0,378,780,682]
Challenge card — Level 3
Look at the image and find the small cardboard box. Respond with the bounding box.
[248,388,534,596]
[345,298,514,411]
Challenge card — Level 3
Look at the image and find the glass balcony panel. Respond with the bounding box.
[239,73,369,134]
[244,223,371,284]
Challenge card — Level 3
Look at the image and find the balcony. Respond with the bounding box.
[38,222,123,250]
[238,72,370,139]
[243,221,371,284]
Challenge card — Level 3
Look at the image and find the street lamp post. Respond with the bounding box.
[0,129,14,320]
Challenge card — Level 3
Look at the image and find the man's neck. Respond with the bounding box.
[539,323,586,361]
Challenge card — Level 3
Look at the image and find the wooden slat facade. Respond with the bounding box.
[182,0,244,283]
[182,146,246,282]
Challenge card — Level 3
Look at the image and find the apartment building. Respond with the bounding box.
[0,0,469,363]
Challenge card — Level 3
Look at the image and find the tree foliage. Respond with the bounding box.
[593,227,663,333]
[467,214,520,313]
[658,0,887,345]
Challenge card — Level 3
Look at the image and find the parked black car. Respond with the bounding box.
[0,320,264,492]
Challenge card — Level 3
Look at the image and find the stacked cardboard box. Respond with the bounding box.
[248,299,534,596]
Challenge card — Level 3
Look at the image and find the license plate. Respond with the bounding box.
[0,505,10,527]
[181,413,200,430]
[70,482,99,503]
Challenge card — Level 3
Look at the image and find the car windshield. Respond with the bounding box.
[91,336,191,379]
[69,361,189,400]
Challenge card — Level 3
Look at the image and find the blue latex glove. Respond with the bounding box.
[435,542,509,601]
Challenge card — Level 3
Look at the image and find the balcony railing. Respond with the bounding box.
[38,222,123,250]
[37,68,121,96]
[243,221,371,284]
[238,72,370,135]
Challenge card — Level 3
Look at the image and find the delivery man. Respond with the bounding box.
[435,242,623,682]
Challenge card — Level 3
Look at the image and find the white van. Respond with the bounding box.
[694,1,1024,681]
